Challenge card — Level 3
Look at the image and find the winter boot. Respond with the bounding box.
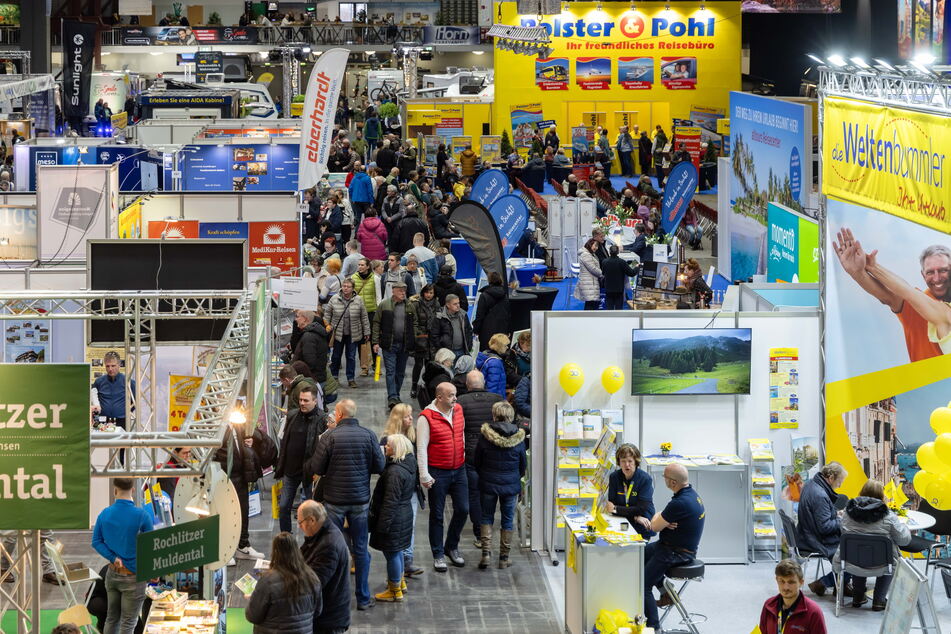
[400,576,407,593]
[499,529,513,569]
[479,524,493,569]
[375,580,404,602]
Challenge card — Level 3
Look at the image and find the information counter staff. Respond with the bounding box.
[605,443,655,536]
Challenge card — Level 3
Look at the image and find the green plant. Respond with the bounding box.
[378,102,399,118]
[292,94,306,103]
[208,11,222,25]
[500,129,514,157]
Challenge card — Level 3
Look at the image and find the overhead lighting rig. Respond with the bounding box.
[488,24,553,58]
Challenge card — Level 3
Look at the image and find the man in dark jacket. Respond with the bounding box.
[456,371,504,546]
[390,207,429,255]
[601,245,638,310]
[292,310,329,383]
[433,294,473,359]
[299,500,351,634]
[433,266,468,310]
[279,364,318,411]
[797,462,849,596]
[375,139,397,175]
[308,399,385,610]
[372,282,418,407]
[274,387,328,533]
[632,223,651,265]
[431,204,459,239]
[472,275,510,350]
[638,130,653,176]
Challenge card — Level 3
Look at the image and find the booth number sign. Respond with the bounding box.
[0,364,90,529]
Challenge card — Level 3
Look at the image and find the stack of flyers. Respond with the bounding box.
[708,453,744,465]
[559,445,581,467]
[748,439,774,461]
[752,463,775,486]
[753,518,777,537]
[579,470,598,497]
[254,559,270,570]
[562,410,583,439]
[752,488,776,512]
[580,446,598,465]
[558,471,580,497]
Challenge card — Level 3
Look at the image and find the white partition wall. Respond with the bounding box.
[529,309,822,554]
[137,192,299,226]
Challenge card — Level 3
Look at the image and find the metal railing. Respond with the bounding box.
[91,24,427,47]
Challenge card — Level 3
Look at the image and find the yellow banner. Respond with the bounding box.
[117,198,142,239]
[168,374,202,432]
[111,111,128,130]
[823,97,951,233]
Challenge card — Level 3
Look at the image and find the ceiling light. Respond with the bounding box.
[596,0,603,10]
[914,52,937,64]
[185,491,210,516]
[302,46,312,55]
[910,60,937,76]
[826,54,847,67]
[150,51,163,56]
[806,53,824,65]
[849,57,869,69]
[473,50,484,55]
[0,238,9,246]
[258,51,269,60]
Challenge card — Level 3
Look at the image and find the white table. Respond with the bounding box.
[904,509,936,532]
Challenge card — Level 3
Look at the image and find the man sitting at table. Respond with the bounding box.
[798,462,848,597]
[604,443,654,536]
[642,463,705,630]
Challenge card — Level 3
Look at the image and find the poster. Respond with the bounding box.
[168,374,202,432]
[660,57,697,89]
[510,103,544,150]
[181,144,299,191]
[535,58,569,90]
[36,165,113,263]
[199,222,248,240]
[0,365,90,529]
[480,135,502,164]
[248,221,300,272]
[571,126,590,153]
[3,300,51,364]
[825,196,951,496]
[689,105,726,132]
[900,0,915,58]
[117,199,142,239]
[766,202,819,283]
[674,126,703,173]
[768,348,800,429]
[618,57,653,90]
[917,0,933,47]
[147,220,199,239]
[936,0,947,49]
[86,346,125,382]
[423,135,442,166]
[0,206,36,260]
[576,57,611,90]
[451,136,472,161]
[726,92,812,282]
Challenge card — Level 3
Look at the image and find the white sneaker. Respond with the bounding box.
[227,557,236,566]
[235,546,265,560]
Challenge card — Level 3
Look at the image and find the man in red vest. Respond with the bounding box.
[417,381,469,572]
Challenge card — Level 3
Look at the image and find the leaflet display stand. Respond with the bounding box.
[879,556,941,634]
[748,439,779,562]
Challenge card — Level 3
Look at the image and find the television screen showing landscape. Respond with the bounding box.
[632,328,752,395]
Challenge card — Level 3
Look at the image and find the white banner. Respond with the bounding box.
[297,48,350,191]
[0,75,54,103]
[36,165,117,262]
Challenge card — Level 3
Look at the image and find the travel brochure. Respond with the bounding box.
[752,488,776,512]
[748,438,775,461]
[644,453,744,466]
[769,348,800,429]
[752,463,776,486]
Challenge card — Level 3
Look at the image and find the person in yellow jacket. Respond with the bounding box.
[459,145,478,177]
[352,257,379,376]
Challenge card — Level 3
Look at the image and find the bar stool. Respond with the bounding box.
[659,559,707,634]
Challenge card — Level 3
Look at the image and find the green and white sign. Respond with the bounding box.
[136,515,220,581]
[766,202,819,284]
[0,364,89,529]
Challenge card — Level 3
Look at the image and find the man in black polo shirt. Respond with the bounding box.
[643,463,705,630]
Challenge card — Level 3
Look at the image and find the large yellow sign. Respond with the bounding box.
[117,198,142,239]
[823,97,950,233]
[493,2,741,147]
[168,374,202,432]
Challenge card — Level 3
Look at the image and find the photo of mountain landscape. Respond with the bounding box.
[632,329,752,395]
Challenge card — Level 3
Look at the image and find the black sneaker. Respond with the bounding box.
[447,549,465,567]
[357,597,376,610]
[433,557,448,572]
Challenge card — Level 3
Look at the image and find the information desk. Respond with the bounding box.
[564,514,645,634]
[648,463,750,564]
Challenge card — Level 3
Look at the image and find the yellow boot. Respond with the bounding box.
[375,580,404,602]
[400,576,407,593]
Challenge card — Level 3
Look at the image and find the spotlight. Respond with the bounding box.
[873,58,896,71]
[826,54,847,67]
[806,53,824,65]
[914,52,937,64]
[302,46,312,55]
[0,238,8,246]
[185,490,210,516]
[596,0,603,10]
[849,57,869,69]
[229,409,247,425]
[630,0,636,11]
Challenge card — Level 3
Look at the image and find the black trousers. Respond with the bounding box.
[231,476,250,549]
[605,292,626,310]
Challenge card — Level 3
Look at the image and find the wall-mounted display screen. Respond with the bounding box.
[632,328,752,395]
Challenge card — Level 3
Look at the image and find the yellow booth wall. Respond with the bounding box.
[493,1,741,153]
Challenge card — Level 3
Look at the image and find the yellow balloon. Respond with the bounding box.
[559,363,585,396]
[927,476,951,511]
[937,433,951,466]
[914,470,937,497]
[931,407,951,435]
[601,366,625,394]
[918,442,951,474]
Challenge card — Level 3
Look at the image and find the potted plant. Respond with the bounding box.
[660,442,672,457]
[500,129,514,157]
[208,12,222,25]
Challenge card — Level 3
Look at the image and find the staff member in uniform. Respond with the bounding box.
[604,443,654,536]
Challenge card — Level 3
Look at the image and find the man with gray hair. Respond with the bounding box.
[642,463,705,630]
[833,227,951,361]
[298,500,351,633]
[797,461,849,597]
[433,294,473,359]
[380,184,405,233]
[340,239,363,278]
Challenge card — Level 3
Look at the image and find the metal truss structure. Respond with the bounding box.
[819,67,951,114]
[0,289,251,478]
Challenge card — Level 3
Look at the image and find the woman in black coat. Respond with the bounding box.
[369,434,418,602]
[473,272,511,351]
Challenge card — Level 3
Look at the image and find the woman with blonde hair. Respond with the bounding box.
[380,404,423,577]
[475,333,510,398]
[369,433,418,601]
[321,257,344,303]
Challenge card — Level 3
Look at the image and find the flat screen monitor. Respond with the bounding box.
[639,261,678,291]
[631,328,752,395]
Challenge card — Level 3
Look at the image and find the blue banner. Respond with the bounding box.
[661,162,698,235]
[199,222,249,240]
[183,143,299,191]
[468,168,508,209]
[488,194,530,259]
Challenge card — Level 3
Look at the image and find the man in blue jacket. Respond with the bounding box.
[308,399,385,610]
[347,163,374,231]
[798,462,849,596]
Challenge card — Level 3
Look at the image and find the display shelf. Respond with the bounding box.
[748,438,779,561]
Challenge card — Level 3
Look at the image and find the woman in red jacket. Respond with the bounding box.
[759,559,827,634]
[356,207,389,261]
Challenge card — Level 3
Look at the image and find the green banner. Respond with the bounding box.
[250,281,268,425]
[0,364,89,529]
[136,515,220,581]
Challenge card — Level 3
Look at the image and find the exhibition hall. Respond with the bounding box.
[0,1,949,633]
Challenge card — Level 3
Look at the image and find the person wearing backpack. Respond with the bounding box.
[475,334,509,399]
